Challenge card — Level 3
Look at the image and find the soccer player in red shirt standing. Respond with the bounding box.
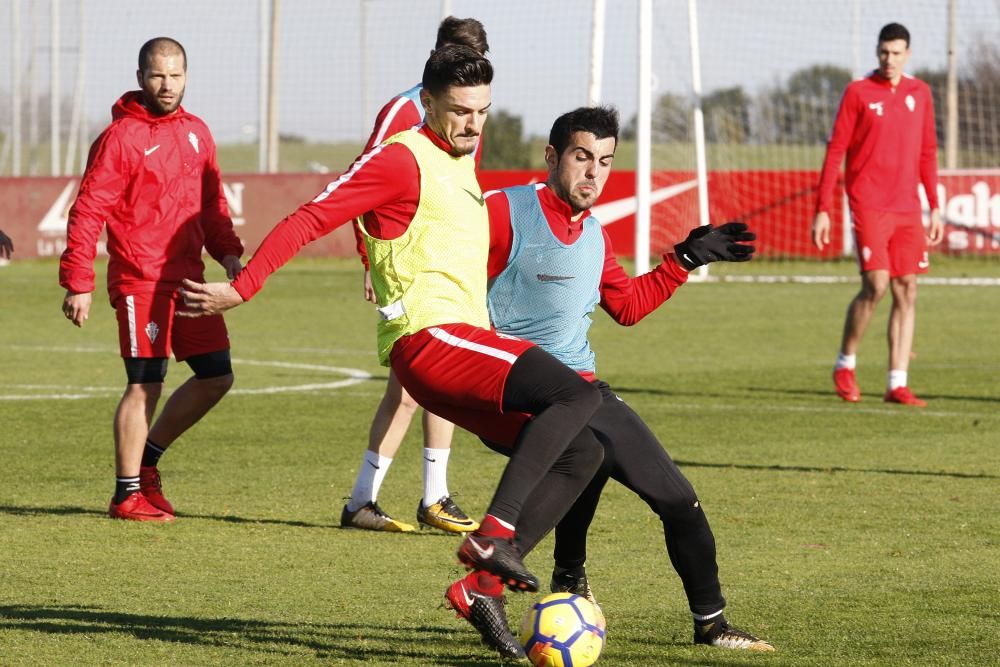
[812,23,944,406]
[60,38,243,522]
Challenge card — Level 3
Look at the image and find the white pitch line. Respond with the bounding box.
[9,344,117,353]
[706,275,1000,287]
[0,355,374,401]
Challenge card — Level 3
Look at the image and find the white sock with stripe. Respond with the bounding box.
[835,353,856,370]
[422,447,451,507]
[347,451,393,513]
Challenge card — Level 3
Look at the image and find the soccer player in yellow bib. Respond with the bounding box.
[179,45,607,661]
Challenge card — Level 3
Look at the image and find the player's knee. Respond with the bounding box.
[650,489,702,523]
[199,372,234,398]
[397,390,420,413]
[892,277,918,304]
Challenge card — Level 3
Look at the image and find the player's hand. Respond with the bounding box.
[812,212,831,251]
[927,209,944,246]
[674,222,756,271]
[363,270,377,304]
[62,291,92,327]
[176,279,244,317]
[221,255,243,279]
[0,230,13,259]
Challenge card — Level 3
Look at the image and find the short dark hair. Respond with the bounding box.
[422,44,493,96]
[138,37,187,72]
[436,16,489,55]
[878,23,910,47]
[548,106,620,156]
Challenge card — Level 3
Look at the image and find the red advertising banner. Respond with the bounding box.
[2,170,998,262]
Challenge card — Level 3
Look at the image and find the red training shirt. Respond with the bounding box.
[815,71,940,215]
[233,125,453,301]
[352,85,483,267]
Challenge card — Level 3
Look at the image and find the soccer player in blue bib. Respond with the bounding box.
[445,106,774,654]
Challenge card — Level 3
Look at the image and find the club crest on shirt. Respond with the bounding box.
[868,101,884,117]
[145,321,160,343]
[905,94,916,112]
[188,132,199,153]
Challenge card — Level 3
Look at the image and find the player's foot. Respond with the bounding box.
[833,368,861,402]
[139,466,174,515]
[550,566,598,606]
[694,618,775,652]
[883,386,926,407]
[340,502,415,532]
[457,533,539,592]
[108,491,175,522]
[417,496,480,533]
[445,578,526,662]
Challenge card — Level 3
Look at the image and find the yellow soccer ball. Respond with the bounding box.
[519,593,607,667]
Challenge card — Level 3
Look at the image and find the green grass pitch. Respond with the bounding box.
[1,257,998,665]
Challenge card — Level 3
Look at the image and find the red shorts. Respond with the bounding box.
[114,291,230,361]
[390,323,534,445]
[851,209,929,277]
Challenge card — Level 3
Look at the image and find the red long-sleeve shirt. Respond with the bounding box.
[352,85,483,267]
[486,184,689,327]
[815,71,939,215]
[233,125,449,301]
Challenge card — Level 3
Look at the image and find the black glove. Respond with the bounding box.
[673,221,756,270]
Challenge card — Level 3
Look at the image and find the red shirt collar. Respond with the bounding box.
[868,70,904,89]
[538,184,590,232]
[418,123,468,156]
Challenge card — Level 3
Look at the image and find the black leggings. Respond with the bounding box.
[484,346,602,526]
[553,381,725,616]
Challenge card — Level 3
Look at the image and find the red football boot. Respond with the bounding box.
[444,575,525,661]
[109,491,175,522]
[833,368,861,402]
[139,466,175,515]
[883,386,926,407]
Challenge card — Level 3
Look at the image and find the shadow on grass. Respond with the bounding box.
[747,386,1000,404]
[0,504,463,538]
[0,604,508,666]
[674,460,998,480]
[0,504,334,527]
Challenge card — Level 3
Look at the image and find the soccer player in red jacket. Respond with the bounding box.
[812,23,944,406]
[340,17,488,535]
[443,106,772,655]
[60,38,243,522]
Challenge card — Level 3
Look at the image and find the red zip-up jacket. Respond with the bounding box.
[815,71,940,215]
[59,91,243,303]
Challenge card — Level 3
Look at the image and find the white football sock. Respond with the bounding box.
[693,609,725,622]
[423,447,451,507]
[835,353,856,370]
[347,451,393,512]
[888,369,908,390]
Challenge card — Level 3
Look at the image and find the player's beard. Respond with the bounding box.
[568,181,599,212]
[451,133,479,156]
[144,88,185,116]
